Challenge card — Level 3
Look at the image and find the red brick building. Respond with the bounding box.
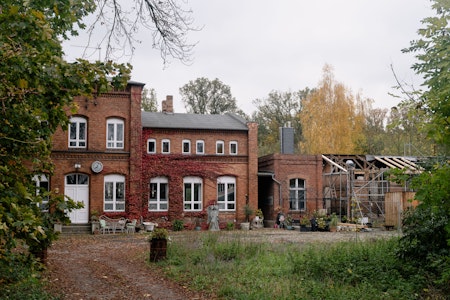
[50,87,258,227]
[50,82,144,223]
[258,154,323,225]
[141,99,258,226]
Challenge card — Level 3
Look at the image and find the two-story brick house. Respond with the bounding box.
[50,82,144,224]
[50,87,258,227]
[141,99,258,226]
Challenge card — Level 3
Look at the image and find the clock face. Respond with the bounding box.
[91,161,103,173]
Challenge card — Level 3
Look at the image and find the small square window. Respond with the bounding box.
[162,139,170,154]
[230,141,238,155]
[147,139,156,154]
[196,140,204,154]
[182,140,191,154]
[216,141,224,155]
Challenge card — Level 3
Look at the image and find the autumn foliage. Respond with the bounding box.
[299,65,366,154]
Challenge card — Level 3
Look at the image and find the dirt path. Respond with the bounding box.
[44,229,399,299]
[44,234,208,300]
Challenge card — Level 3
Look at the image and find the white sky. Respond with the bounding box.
[63,0,433,115]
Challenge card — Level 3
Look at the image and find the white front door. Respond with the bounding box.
[65,173,89,224]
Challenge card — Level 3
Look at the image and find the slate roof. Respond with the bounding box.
[141,112,249,131]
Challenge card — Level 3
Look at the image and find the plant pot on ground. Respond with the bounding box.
[329,213,339,232]
[149,228,169,262]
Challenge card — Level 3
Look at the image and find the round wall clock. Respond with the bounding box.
[91,161,103,173]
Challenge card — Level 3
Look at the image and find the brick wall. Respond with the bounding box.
[258,154,323,220]
[141,122,258,224]
[50,83,144,221]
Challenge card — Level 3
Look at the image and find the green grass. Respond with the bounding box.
[157,233,441,299]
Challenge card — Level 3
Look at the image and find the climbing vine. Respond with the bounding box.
[141,153,222,221]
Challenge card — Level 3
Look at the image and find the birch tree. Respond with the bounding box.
[299,64,366,154]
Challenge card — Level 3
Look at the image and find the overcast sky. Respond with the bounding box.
[63,0,433,115]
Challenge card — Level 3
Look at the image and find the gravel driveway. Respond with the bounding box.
[44,228,399,299]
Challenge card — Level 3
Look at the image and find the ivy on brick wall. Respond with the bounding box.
[141,154,221,220]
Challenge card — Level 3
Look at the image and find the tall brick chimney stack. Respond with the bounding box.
[162,95,174,113]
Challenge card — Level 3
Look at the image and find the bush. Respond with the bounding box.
[172,219,184,231]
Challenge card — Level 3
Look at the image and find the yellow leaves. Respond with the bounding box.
[18,79,28,89]
[299,65,366,155]
[31,10,45,21]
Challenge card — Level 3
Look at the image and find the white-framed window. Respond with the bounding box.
[33,174,49,211]
[149,177,168,211]
[196,140,205,154]
[289,178,306,211]
[104,174,125,212]
[182,139,191,154]
[69,116,87,148]
[216,140,224,155]
[107,118,124,149]
[230,141,238,155]
[162,139,170,154]
[183,176,202,211]
[147,139,156,154]
[217,176,236,211]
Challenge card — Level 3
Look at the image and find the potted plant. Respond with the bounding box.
[149,228,169,262]
[329,213,339,232]
[255,209,264,220]
[90,210,100,234]
[241,204,253,230]
[286,215,293,230]
[300,217,310,232]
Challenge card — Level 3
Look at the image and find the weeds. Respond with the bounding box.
[161,233,444,299]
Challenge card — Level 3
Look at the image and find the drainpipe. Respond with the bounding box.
[272,174,282,207]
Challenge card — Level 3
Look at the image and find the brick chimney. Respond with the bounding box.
[162,95,174,113]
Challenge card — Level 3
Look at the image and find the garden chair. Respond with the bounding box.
[126,219,137,234]
[99,219,111,234]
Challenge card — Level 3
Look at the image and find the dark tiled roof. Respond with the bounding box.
[141,112,249,131]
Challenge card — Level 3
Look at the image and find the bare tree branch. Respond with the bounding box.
[84,0,198,65]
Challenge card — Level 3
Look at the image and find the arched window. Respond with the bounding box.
[289,178,306,211]
[69,116,87,148]
[149,177,168,211]
[33,174,49,211]
[217,176,236,211]
[183,176,202,211]
[104,174,125,211]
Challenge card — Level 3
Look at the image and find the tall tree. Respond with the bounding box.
[179,77,240,115]
[299,64,366,154]
[393,1,449,293]
[141,88,158,112]
[360,104,388,155]
[385,102,433,156]
[251,89,308,156]
[402,0,450,153]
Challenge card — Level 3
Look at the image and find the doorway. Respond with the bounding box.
[64,173,89,224]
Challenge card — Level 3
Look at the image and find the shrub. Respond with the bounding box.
[172,219,184,231]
